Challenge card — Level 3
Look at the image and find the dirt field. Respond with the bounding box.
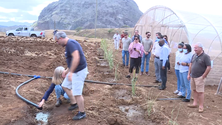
[0,31,222,125]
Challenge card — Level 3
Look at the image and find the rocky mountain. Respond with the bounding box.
[37,0,143,30]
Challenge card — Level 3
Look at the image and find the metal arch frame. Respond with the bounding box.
[207,32,222,54]
[134,5,222,54]
[192,26,209,42]
[134,5,191,44]
[200,15,222,53]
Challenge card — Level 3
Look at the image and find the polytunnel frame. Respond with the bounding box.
[134,5,222,60]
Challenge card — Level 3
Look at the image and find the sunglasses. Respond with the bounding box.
[135,39,138,40]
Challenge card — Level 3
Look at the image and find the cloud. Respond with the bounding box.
[0,7,18,13]
[27,0,58,16]
[0,0,58,26]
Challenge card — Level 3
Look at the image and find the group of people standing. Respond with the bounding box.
[115,30,212,113]
[174,42,211,113]
[114,30,171,90]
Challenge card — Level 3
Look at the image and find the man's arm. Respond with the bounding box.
[149,43,153,53]
[70,50,80,73]
[187,63,192,80]
[202,66,211,79]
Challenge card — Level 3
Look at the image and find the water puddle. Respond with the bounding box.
[35,112,50,125]
[119,105,142,118]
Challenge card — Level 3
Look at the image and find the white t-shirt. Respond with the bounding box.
[175,51,183,70]
[113,34,121,42]
[179,52,193,73]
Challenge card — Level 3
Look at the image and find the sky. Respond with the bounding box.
[0,0,221,26]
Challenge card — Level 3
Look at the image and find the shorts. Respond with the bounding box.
[191,76,206,92]
[62,67,88,96]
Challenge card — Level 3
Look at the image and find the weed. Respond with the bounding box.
[168,104,181,125]
[131,70,136,96]
[114,64,119,81]
[108,29,114,34]
[75,27,82,32]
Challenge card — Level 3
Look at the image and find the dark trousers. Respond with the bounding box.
[129,57,141,73]
[167,56,170,70]
[160,60,168,89]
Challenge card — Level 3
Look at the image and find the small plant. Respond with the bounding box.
[168,104,181,125]
[114,64,119,81]
[100,39,114,69]
[75,27,82,32]
[108,29,114,34]
[131,70,136,96]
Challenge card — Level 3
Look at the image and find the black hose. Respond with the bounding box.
[85,80,158,88]
[15,75,42,110]
[0,71,158,88]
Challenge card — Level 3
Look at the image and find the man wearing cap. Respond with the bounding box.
[55,31,88,120]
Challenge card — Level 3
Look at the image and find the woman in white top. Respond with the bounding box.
[178,44,193,102]
[174,43,184,95]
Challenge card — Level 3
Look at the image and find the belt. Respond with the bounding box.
[155,56,159,59]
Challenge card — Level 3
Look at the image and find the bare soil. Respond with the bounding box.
[0,30,222,125]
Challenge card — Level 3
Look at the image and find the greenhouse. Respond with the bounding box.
[134,5,222,59]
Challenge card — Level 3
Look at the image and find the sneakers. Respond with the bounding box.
[182,99,190,102]
[72,111,86,120]
[140,72,143,75]
[55,99,62,107]
[178,95,185,98]
[68,103,78,111]
[145,72,149,76]
[153,80,160,83]
[177,92,182,96]
[174,90,179,94]
[126,75,131,78]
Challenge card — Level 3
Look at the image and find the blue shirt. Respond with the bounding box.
[42,83,56,101]
[131,35,142,43]
[179,52,193,73]
[65,39,87,73]
[160,45,169,67]
[155,38,168,44]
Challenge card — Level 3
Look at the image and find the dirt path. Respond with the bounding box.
[0,35,222,125]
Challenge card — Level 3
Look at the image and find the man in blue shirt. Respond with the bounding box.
[55,31,88,120]
[158,39,170,90]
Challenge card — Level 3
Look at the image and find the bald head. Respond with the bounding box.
[158,39,165,47]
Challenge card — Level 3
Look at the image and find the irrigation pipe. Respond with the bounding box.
[0,71,158,110]
[156,98,182,101]
[0,71,158,88]
[15,75,43,110]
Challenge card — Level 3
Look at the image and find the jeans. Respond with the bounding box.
[160,60,168,88]
[154,57,162,82]
[122,50,129,66]
[55,85,69,99]
[179,71,191,99]
[141,52,151,72]
[175,69,181,91]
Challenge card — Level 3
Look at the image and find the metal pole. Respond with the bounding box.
[95,0,97,38]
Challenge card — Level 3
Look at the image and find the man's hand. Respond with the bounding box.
[68,72,73,81]
[38,99,45,108]
[202,75,206,79]
[187,74,190,80]
[181,62,187,66]
[62,70,67,78]
[177,62,180,65]
[145,52,148,55]
[162,66,165,69]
